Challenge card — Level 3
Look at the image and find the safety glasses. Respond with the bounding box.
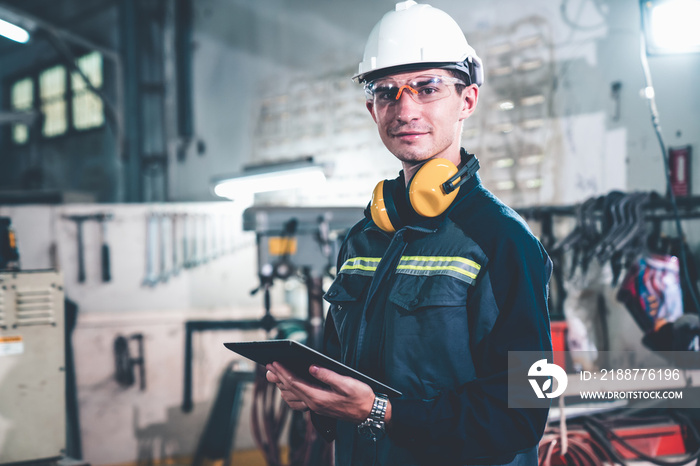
[364,75,466,107]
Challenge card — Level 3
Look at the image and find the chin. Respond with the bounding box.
[394,151,435,164]
[387,144,429,160]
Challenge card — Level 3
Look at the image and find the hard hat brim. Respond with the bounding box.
[353,60,476,86]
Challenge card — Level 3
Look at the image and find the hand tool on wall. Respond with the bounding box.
[182,213,191,269]
[157,213,170,283]
[171,213,181,276]
[188,213,198,268]
[200,214,209,265]
[210,215,219,261]
[142,213,159,287]
[95,213,114,282]
[63,213,115,283]
[63,215,90,283]
[190,214,198,267]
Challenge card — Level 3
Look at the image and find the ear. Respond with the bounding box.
[459,84,479,121]
[366,100,378,123]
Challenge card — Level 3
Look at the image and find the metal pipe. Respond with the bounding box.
[181,318,307,412]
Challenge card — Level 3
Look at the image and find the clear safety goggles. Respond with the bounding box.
[364,75,466,107]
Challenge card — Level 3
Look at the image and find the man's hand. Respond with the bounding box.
[266,362,388,424]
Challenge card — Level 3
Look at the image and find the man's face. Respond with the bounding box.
[365,68,478,166]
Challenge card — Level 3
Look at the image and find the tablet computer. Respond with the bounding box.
[224,339,402,397]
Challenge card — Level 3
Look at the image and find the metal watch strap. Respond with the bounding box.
[369,393,388,422]
[357,393,388,439]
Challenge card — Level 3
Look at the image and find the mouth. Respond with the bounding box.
[393,131,428,140]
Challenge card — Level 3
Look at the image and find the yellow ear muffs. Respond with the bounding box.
[408,158,461,217]
[370,179,403,233]
[370,153,480,230]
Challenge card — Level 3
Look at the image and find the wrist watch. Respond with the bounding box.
[357,393,388,440]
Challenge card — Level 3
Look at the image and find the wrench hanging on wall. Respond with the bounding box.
[188,213,198,268]
[171,213,181,277]
[142,213,160,287]
[199,214,209,266]
[157,213,170,284]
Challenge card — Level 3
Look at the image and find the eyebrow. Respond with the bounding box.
[372,75,447,87]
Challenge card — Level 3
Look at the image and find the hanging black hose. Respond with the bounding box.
[251,364,319,466]
[113,334,146,390]
[114,335,135,387]
[251,365,289,465]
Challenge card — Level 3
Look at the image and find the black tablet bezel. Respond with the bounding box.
[224,339,402,397]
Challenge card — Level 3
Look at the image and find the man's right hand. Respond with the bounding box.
[266,365,311,411]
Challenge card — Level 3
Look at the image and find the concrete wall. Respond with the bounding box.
[0,202,298,464]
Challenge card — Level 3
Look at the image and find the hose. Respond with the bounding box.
[251,365,319,465]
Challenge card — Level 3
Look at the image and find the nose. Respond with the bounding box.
[393,87,421,122]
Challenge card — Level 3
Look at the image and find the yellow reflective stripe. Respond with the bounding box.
[339,257,381,272]
[396,264,478,279]
[342,264,377,272]
[400,255,481,270]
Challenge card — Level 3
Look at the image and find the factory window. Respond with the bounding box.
[72,51,104,130]
[7,51,105,144]
[39,65,68,137]
[10,78,33,144]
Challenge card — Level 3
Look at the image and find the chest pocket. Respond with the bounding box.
[388,254,481,313]
[388,273,471,314]
[324,273,371,361]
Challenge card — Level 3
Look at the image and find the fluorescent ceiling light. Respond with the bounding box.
[0,6,36,44]
[213,163,326,201]
[643,0,700,54]
[0,17,30,43]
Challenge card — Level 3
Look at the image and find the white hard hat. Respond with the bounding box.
[353,0,483,86]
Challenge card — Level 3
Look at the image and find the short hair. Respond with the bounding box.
[446,69,470,94]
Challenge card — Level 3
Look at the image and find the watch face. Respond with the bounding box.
[358,423,386,441]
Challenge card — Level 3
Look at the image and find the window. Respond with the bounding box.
[8,51,104,145]
[72,52,104,130]
[10,78,33,144]
[39,65,67,137]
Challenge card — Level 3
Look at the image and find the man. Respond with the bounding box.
[266,1,552,464]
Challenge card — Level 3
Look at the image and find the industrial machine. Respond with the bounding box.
[0,270,66,464]
[186,206,363,465]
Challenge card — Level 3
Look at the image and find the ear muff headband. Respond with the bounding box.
[370,179,402,233]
